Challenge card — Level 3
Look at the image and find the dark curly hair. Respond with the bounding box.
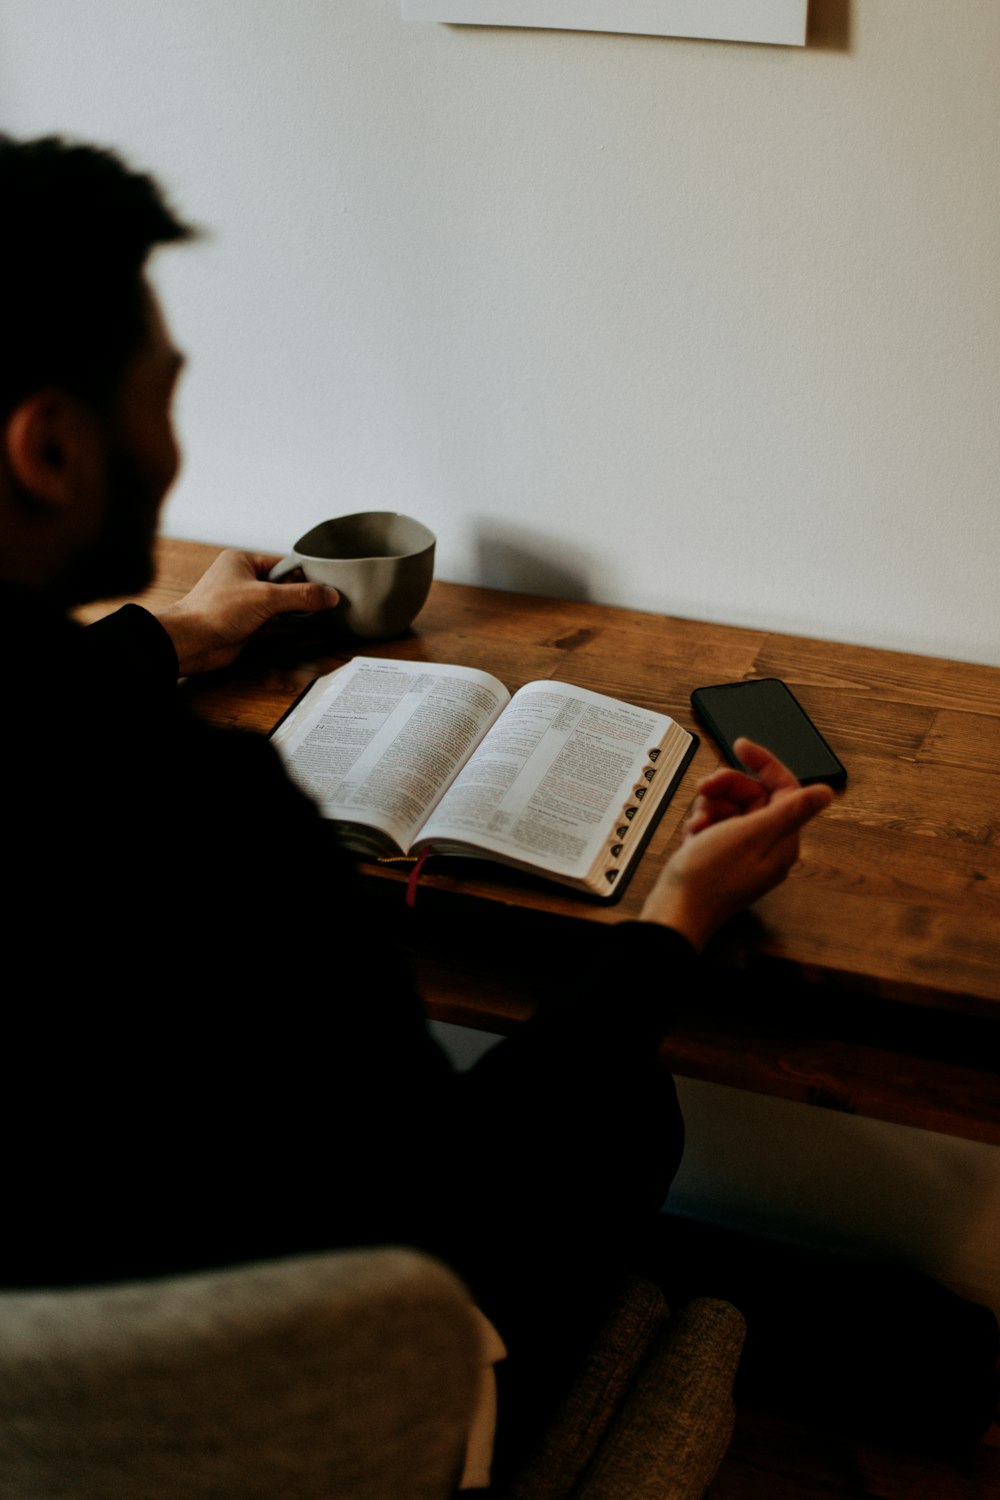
[0,134,195,418]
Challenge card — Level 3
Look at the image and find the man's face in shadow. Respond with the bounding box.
[69,283,185,603]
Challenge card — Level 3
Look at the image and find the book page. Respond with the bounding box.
[271,657,511,852]
[417,681,674,879]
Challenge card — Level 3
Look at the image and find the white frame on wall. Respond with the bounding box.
[401,2,809,47]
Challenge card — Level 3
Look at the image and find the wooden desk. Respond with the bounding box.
[83,538,1000,1146]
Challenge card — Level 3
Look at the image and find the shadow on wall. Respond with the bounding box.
[472,522,594,602]
[807,0,851,50]
[668,1076,1000,1319]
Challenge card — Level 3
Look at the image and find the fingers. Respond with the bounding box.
[219,550,293,583]
[222,553,340,614]
[265,580,340,615]
[755,781,833,846]
[687,773,830,857]
[683,763,768,836]
[684,790,751,836]
[751,783,833,890]
[732,736,801,794]
[247,551,283,576]
[696,760,763,794]
[693,765,769,805]
[693,739,810,816]
[687,730,836,848]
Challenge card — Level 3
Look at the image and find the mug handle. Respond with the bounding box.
[268,554,300,582]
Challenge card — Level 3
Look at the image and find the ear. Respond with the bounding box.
[3,389,106,511]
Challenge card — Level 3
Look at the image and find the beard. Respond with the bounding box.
[62,438,164,606]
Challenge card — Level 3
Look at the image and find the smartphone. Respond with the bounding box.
[690,677,847,788]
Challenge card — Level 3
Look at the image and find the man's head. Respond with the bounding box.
[0,134,196,603]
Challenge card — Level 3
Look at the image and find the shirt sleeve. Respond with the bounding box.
[465,919,697,1084]
[81,603,179,699]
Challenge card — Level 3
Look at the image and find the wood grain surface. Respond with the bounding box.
[80,538,1000,1143]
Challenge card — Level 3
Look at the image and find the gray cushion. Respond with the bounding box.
[0,1248,482,1500]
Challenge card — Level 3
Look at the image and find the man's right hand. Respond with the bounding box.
[638,737,833,952]
[152,548,340,677]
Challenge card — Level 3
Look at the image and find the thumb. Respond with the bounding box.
[765,783,833,839]
[266,580,340,615]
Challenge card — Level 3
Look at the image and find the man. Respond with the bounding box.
[0,133,830,1484]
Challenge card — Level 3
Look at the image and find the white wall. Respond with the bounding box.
[4,0,998,1310]
[3,0,998,665]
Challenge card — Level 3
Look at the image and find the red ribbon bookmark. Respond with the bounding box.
[405,847,432,908]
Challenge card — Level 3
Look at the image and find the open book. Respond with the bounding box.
[271,656,698,900]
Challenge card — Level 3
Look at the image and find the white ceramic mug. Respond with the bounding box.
[268,512,436,639]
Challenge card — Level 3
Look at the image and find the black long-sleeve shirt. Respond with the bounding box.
[1,585,693,1347]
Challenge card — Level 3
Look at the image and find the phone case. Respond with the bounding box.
[690,678,847,788]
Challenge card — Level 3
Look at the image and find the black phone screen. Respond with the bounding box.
[690,678,847,788]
